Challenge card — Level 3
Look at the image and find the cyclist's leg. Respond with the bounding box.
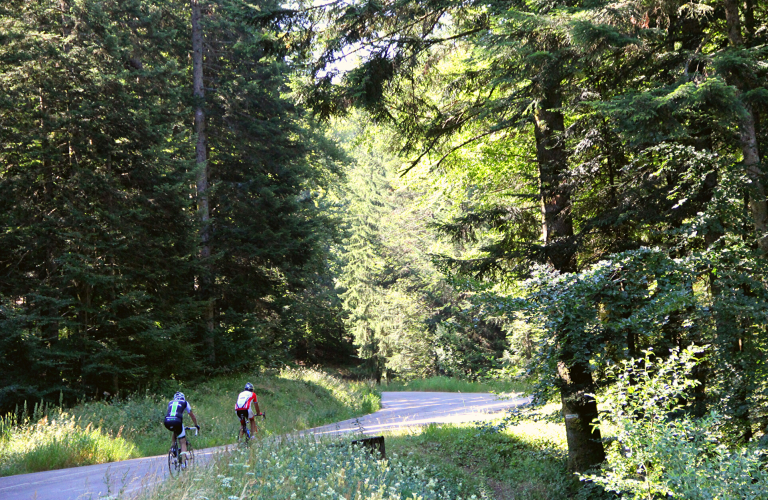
[236,410,248,439]
[248,407,256,435]
[178,425,188,453]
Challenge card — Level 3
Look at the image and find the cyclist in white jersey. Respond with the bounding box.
[235,382,262,439]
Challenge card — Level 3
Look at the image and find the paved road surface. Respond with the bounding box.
[304,391,529,437]
[0,392,528,500]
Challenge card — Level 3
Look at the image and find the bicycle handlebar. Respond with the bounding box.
[185,426,199,436]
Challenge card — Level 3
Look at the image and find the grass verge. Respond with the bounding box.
[0,367,379,477]
[0,414,136,475]
[382,404,600,500]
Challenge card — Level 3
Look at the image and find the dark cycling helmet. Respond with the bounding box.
[174,391,185,401]
[244,382,254,392]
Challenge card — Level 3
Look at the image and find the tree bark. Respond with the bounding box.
[559,361,605,473]
[740,109,768,252]
[534,94,575,274]
[723,0,767,254]
[534,74,605,472]
[191,0,215,364]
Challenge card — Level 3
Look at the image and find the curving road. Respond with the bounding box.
[0,392,529,500]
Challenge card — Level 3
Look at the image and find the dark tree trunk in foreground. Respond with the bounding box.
[535,73,605,473]
[191,0,215,363]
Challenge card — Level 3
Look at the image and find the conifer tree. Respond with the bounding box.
[0,0,199,408]
[336,146,394,382]
[186,0,346,369]
[0,0,347,410]
[190,0,216,363]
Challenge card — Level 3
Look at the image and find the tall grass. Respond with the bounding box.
[0,368,380,477]
[138,436,476,500]
[0,413,135,476]
[384,376,531,394]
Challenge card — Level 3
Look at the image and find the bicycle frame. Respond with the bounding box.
[168,426,198,477]
[238,411,265,443]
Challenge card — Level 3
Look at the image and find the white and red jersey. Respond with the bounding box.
[235,390,257,410]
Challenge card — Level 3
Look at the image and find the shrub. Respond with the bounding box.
[586,346,768,499]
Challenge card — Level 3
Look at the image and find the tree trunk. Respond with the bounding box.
[534,95,575,274]
[534,76,605,472]
[559,361,605,473]
[723,0,767,254]
[191,0,215,364]
[740,109,768,253]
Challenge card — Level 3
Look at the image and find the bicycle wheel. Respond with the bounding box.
[186,439,195,469]
[168,447,180,478]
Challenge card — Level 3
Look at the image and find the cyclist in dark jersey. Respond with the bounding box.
[164,392,199,458]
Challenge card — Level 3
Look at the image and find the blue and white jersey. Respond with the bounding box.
[166,400,192,420]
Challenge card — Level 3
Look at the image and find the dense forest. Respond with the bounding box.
[2,0,768,494]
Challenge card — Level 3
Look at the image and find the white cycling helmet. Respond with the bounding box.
[174,391,185,401]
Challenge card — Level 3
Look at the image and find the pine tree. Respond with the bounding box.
[192,0,347,369]
[337,148,394,382]
[0,0,199,408]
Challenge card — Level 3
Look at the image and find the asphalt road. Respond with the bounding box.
[304,391,530,437]
[0,391,529,500]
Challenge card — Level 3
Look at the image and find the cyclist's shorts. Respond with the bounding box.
[164,418,186,438]
[236,408,254,421]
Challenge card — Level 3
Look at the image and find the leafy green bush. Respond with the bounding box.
[586,346,768,499]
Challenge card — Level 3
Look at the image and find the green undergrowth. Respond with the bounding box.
[384,376,531,395]
[0,413,136,476]
[0,368,379,477]
[384,405,597,500]
[137,436,475,500]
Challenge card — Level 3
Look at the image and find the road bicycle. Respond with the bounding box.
[238,411,266,444]
[168,426,198,477]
